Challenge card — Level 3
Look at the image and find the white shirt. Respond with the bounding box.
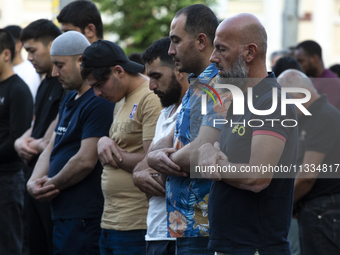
[145,104,181,241]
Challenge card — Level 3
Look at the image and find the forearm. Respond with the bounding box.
[216,159,273,192]
[150,131,173,152]
[293,178,315,203]
[45,155,96,191]
[115,151,147,173]
[169,145,190,173]
[38,115,58,153]
[29,146,51,182]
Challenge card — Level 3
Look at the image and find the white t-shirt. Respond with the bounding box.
[145,104,181,241]
[14,60,40,102]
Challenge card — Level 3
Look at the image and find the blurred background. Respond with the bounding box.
[0,0,338,69]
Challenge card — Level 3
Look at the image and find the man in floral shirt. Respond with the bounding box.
[147,4,230,254]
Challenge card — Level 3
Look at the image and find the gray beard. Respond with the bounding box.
[220,52,249,90]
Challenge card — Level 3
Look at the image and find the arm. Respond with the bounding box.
[27,132,59,201]
[32,114,59,153]
[169,126,221,173]
[113,140,153,173]
[147,126,181,176]
[0,84,33,163]
[43,137,100,191]
[293,151,324,203]
[14,126,39,163]
[133,141,166,198]
[198,134,285,193]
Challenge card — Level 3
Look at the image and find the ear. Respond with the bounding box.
[3,49,12,62]
[113,65,125,78]
[245,43,257,63]
[196,33,208,52]
[15,41,23,53]
[84,24,96,42]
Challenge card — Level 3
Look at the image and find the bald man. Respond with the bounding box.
[278,70,340,255]
[198,14,298,254]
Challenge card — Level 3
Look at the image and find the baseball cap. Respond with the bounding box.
[81,40,144,73]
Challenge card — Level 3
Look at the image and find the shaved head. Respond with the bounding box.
[278,69,314,89]
[218,13,267,59]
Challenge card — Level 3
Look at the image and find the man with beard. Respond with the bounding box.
[198,13,298,255]
[132,37,189,255]
[147,4,229,255]
[294,40,340,110]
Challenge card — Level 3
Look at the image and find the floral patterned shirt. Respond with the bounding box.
[166,63,230,237]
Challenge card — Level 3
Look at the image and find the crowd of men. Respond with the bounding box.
[0,1,340,255]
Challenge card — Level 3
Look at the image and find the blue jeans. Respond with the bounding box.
[0,170,25,255]
[176,236,214,255]
[298,194,340,255]
[99,229,146,255]
[53,218,101,255]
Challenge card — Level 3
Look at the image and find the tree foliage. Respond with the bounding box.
[93,0,216,54]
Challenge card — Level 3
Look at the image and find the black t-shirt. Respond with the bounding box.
[27,76,67,171]
[31,76,66,139]
[297,95,340,202]
[0,74,33,172]
[208,73,298,255]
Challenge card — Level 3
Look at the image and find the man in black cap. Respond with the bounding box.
[81,40,162,254]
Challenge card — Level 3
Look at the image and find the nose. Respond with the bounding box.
[27,52,33,62]
[51,65,59,77]
[168,42,175,56]
[209,49,219,64]
[149,79,158,91]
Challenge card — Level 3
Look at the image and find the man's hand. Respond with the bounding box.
[14,136,39,163]
[198,142,228,181]
[147,148,186,177]
[27,175,60,201]
[97,136,126,168]
[133,168,166,198]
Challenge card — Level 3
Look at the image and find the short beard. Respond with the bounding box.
[155,73,182,107]
[220,51,249,89]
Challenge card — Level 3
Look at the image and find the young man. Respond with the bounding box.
[81,40,162,254]
[4,25,40,102]
[27,31,114,254]
[15,19,63,255]
[57,0,103,44]
[147,4,226,254]
[0,28,33,255]
[198,13,298,255]
[133,37,189,255]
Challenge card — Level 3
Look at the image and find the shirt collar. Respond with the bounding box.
[187,63,219,84]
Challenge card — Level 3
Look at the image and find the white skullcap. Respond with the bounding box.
[50,31,90,56]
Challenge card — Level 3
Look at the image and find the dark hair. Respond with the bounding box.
[81,66,112,82]
[57,0,103,39]
[20,19,61,45]
[0,29,16,62]
[128,53,143,65]
[175,4,219,45]
[296,40,322,59]
[4,25,21,41]
[272,56,303,78]
[329,64,340,77]
[141,37,174,68]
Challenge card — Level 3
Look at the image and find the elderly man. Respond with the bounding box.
[198,13,298,255]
